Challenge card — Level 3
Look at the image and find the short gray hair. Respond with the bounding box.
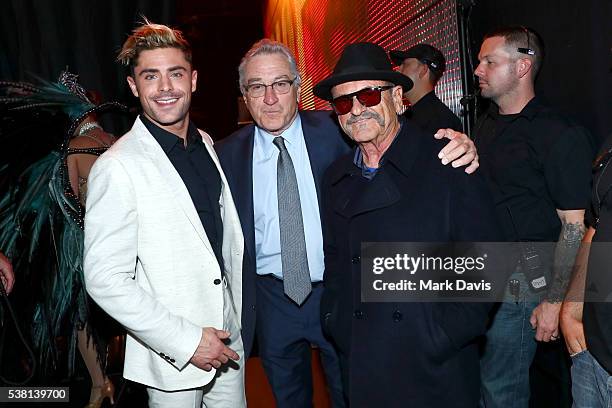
[238,39,301,94]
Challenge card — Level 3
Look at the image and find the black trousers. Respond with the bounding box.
[255,275,345,408]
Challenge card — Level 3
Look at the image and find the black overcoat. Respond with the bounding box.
[321,119,503,407]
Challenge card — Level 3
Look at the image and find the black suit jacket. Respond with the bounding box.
[321,119,503,407]
[215,110,351,357]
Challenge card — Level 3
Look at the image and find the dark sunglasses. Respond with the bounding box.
[330,85,394,115]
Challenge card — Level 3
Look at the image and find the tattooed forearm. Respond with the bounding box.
[547,221,586,303]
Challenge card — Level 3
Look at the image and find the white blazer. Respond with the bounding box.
[84,117,244,391]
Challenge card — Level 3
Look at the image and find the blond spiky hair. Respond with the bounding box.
[117,18,192,73]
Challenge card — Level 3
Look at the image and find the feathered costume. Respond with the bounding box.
[0,71,125,375]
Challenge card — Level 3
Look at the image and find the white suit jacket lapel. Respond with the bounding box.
[198,128,230,216]
[132,117,215,257]
[198,128,245,321]
[198,128,244,260]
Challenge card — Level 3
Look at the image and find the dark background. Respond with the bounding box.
[0,1,609,405]
[0,0,609,142]
[0,0,264,140]
[468,0,611,145]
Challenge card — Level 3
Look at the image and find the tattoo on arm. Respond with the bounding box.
[547,221,586,303]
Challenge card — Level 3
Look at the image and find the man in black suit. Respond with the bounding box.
[390,44,462,134]
[313,42,502,407]
[216,39,481,407]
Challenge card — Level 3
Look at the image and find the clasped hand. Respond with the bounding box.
[190,327,239,371]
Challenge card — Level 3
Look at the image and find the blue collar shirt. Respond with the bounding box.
[252,114,324,282]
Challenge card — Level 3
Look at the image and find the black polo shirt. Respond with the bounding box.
[141,115,224,270]
[403,91,462,135]
[584,135,612,374]
[474,97,592,242]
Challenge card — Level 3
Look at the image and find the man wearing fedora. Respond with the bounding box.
[390,43,462,135]
[313,42,502,407]
[216,39,481,407]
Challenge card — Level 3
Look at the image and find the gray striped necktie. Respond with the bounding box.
[273,136,312,305]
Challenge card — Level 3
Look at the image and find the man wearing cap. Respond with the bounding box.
[216,39,481,407]
[390,44,462,135]
[313,42,502,407]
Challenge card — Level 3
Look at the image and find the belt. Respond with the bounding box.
[258,273,324,287]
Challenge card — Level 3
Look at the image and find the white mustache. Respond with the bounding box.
[347,111,384,127]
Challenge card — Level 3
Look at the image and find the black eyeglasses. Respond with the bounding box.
[517,27,535,56]
[245,78,297,98]
[330,86,394,115]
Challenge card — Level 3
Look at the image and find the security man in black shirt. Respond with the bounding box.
[390,44,462,135]
[472,26,592,407]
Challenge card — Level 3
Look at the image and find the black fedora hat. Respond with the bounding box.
[313,42,413,101]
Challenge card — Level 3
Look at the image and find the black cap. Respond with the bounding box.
[313,42,413,101]
[389,44,446,79]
